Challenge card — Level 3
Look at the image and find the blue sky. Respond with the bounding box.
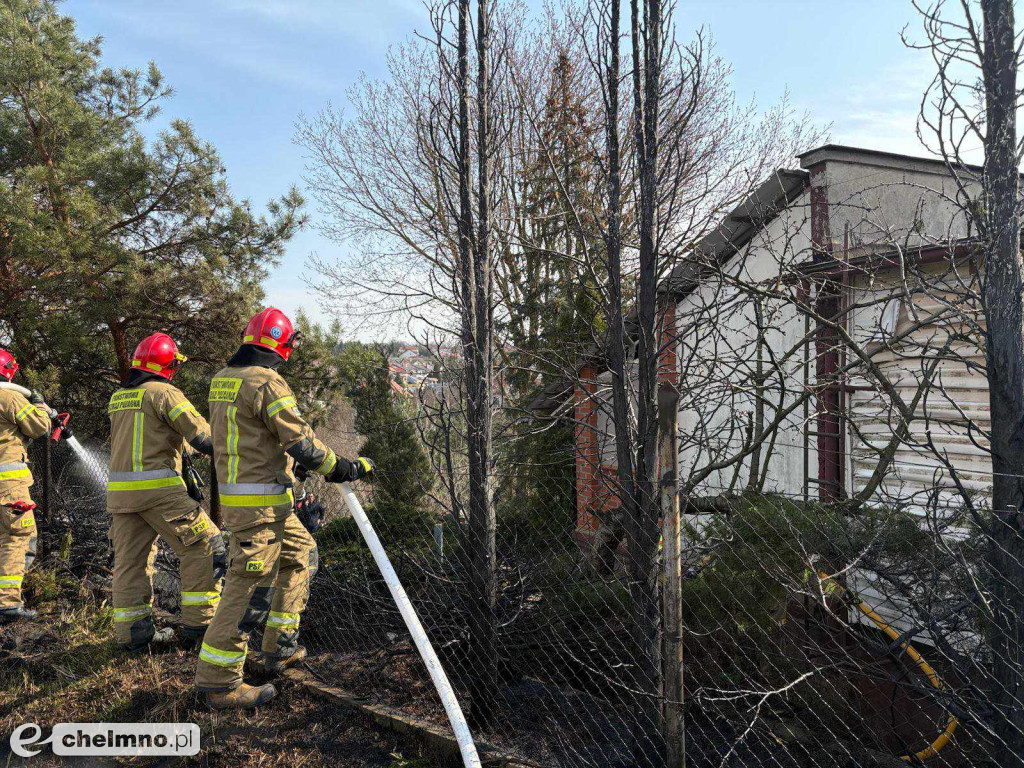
[67,0,938,334]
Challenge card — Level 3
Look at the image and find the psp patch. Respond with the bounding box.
[245,560,265,573]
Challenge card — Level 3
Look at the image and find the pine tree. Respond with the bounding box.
[500,51,605,390]
[497,51,604,538]
[0,0,304,436]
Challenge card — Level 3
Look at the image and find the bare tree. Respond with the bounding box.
[462,0,500,728]
[908,1,1024,760]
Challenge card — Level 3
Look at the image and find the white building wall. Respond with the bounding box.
[577,151,990,605]
[813,153,976,252]
[675,189,814,501]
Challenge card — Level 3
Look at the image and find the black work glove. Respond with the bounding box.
[295,494,326,534]
[294,463,310,482]
[183,460,205,503]
[28,390,45,405]
[326,457,375,484]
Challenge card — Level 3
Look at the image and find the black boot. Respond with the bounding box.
[178,624,207,650]
[118,627,176,653]
[0,606,38,623]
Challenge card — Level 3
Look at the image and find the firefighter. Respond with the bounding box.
[107,333,226,652]
[195,307,373,710]
[0,348,51,623]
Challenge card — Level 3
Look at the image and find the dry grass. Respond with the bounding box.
[0,567,432,767]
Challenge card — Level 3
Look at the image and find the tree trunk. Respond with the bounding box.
[626,0,665,762]
[109,318,131,382]
[605,0,635,561]
[659,382,685,768]
[460,0,498,730]
[980,1,1024,762]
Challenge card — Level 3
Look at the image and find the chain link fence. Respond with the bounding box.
[29,418,1024,767]
[299,460,1011,768]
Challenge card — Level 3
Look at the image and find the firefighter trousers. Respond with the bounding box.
[195,513,316,691]
[109,504,224,647]
[0,504,36,610]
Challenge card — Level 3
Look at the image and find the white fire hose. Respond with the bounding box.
[0,382,57,419]
[0,382,32,397]
[339,482,482,768]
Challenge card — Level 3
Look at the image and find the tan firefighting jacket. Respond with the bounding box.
[208,365,337,532]
[0,388,50,505]
[106,380,211,515]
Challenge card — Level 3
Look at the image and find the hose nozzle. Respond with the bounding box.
[51,412,72,443]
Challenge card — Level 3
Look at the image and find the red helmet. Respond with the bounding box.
[130,333,187,381]
[0,348,18,382]
[243,307,300,361]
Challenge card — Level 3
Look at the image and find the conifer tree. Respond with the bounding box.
[343,345,432,533]
[0,0,304,436]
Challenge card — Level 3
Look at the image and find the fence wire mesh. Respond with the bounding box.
[30,414,1024,768]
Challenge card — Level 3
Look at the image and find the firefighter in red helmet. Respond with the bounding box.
[107,333,226,651]
[0,347,52,622]
[195,308,373,709]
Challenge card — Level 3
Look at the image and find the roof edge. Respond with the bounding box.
[797,143,987,176]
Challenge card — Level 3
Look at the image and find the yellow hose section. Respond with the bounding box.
[816,571,958,762]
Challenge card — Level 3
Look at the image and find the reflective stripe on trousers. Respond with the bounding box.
[114,604,152,622]
[0,462,30,482]
[182,591,221,606]
[0,574,24,589]
[199,642,246,667]
[266,610,300,629]
[108,469,185,492]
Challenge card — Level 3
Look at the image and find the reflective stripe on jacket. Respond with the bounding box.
[106,380,211,513]
[0,388,49,504]
[208,365,335,531]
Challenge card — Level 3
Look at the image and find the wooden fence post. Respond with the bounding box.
[659,382,684,768]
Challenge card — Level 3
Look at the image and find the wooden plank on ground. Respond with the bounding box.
[283,669,539,768]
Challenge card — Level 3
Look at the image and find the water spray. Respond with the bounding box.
[0,382,105,485]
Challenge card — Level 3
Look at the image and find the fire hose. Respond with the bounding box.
[0,382,31,398]
[816,570,958,762]
[339,482,482,768]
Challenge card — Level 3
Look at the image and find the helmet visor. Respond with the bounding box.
[282,329,303,355]
[166,351,187,378]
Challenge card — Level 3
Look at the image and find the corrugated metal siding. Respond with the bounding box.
[845,268,988,644]
[847,279,990,515]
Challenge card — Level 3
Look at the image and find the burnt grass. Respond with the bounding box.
[0,567,432,768]
[304,645,915,768]
[1,546,933,768]
[301,546,913,768]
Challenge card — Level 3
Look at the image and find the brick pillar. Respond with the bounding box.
[575,363,600,535]
[808,162,844,501]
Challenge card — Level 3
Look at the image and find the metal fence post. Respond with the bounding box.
[209,462,221,528]
[659,382,684,768]
[41,436,52,524]
[32,437,52,561]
